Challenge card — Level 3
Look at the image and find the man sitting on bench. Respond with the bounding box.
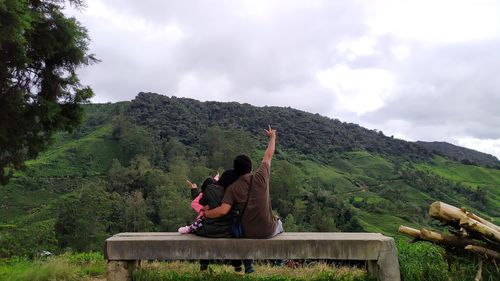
[204,125,284,238]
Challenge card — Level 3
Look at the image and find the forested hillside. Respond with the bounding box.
[416,141,500,168]
[1,92,499,258]
[128,92,433,162]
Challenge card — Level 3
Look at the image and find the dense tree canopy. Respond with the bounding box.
[0,0,95,183]
[128,93,435,163]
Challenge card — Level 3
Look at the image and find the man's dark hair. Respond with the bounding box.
[217,169,239,189]
[233,154,252,176]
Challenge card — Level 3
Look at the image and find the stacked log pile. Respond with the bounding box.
[399,201,499,279]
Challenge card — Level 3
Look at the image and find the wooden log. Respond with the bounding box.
[399,225,488,248]
[460,217,500,244]
[463,209,500,233]
[398,226,421,238]
[429,201,467,223]
[465,245,500,260]
[419,228,481,248]
[429,202,499,232]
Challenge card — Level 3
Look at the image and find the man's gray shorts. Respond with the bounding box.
[270,219,284,237]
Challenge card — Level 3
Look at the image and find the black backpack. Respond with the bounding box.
[195,184,235,238]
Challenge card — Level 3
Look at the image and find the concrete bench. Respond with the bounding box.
[104,232,400,281]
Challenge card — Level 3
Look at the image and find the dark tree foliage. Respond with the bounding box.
[54,183,112,252]
[203,126,255,170]
[416,141,500,168]
[127,93,434,165]
[0,0,96,184]
[112,114,154,164]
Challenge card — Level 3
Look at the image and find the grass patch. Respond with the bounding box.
[0,253,105,281]
[25,124,119,177]
[1,251,498,281]
[0,256,82,281]
[134,261,374,281]
[66,252,105,277]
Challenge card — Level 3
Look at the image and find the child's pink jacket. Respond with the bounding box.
[191,193,204,218]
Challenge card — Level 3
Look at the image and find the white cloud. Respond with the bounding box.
[336,36,376,61]
[390,45,410,61]
[366,0,500,43]
[458,138,500,160]
[176,72,233,102]
[317,65,395,115]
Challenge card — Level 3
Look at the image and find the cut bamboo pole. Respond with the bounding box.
[465,245,500,260]
[460,217,500,244]
[464,210,500,233]
[429,202,499,232]
[399,225,421,238]
[429,201,467,223]
[419,228,481,248]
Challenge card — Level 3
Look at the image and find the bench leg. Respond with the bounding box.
[367,258,400,281]
[106,260,138,281]
[367,260,379,278]
[376,239,401,281]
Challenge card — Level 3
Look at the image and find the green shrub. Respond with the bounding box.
[398,241,449,281]
[397,240,499,281]
[0,257,81,281]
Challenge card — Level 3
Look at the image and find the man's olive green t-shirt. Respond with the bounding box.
[222,162,277,239]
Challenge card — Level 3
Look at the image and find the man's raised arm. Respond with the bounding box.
[262,125,276,166]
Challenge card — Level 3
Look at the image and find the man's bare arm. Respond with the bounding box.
[204,203,232,218]
[262,125,276,166]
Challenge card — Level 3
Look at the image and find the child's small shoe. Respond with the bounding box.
[178,226,190,234]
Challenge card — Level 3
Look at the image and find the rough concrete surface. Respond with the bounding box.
[105,232,400,281]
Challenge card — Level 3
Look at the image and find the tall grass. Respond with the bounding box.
[0,257,81,281]
[0,252,104,281]
[1,248,498,281]
[133,261,375,281]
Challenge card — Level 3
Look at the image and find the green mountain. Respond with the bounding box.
[1,92,499,257]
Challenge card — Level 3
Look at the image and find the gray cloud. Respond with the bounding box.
[68,0,500,158]
[365,40,500,140]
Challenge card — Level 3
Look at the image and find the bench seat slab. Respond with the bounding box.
[105,232,400,281]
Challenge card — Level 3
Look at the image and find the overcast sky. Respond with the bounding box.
[66,0,500,159]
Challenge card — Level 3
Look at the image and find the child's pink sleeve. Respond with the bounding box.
[191,193,203,213]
